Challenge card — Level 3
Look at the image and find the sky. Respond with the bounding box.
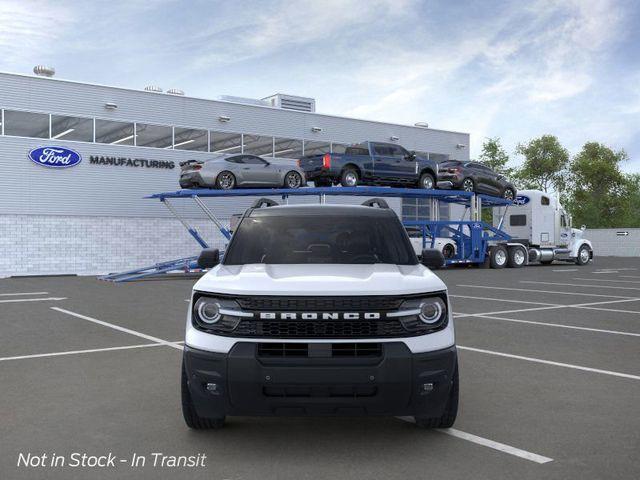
[1,0,639,171]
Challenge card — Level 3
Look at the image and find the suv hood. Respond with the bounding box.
[194,264,446,296]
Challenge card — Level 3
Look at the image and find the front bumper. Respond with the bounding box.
[183,342,456,417]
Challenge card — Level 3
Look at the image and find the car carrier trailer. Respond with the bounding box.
[99,186,592,282]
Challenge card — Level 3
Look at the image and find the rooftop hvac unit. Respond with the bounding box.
[144,85,163,93]
[167,88,185,96]
[33,65,55,77]
[262,94,316,112]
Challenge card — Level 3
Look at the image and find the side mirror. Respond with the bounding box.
[421,249,445,269]
[197,248,220,269]
[405,151,416,161]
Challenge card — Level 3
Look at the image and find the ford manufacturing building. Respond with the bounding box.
[0,70,470,277]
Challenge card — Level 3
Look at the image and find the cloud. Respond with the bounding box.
[0,0,74,68]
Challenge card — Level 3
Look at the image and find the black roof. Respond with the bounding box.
[248,204,395,218]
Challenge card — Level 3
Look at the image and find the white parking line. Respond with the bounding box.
[0,297,67,304]
[456,284,637,299]
[458,345,640,380]
[449,294,560,307]
[0,292,49,296]
[456,314,640,337]
[0,341,186,362]
[454,305,567,318]
[51,307,184,351]
[396,418,553,464]
[573,278,640,284]
[552,269,578,272]
[621,275,640,279]
[521,281,640,292]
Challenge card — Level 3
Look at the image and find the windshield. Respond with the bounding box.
[223,214,417,265]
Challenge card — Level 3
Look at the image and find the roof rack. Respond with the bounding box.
[361,198,389,209]
[251,198,279,209]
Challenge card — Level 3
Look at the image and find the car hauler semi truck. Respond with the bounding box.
[491,189,593,267]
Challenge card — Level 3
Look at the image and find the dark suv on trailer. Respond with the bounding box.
[437,160,516,199]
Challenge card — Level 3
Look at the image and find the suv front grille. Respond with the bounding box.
[235,320,407,339]
[235,296,404,311]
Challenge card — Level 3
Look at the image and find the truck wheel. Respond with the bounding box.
[216,171,236,190]
[181,361,225,430]
[576,245,591,265]
[462,178,475,192]
[414,364,458,428]
[340,168,359,187]
[419,172,435,189]
[490,245,507,269]
[507,246,526,268]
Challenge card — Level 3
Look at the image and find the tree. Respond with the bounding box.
[478,137,514,177]
[514,135,569,192]
[566,142,631,228]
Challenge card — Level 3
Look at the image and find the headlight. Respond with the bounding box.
[396,294,448,333]
[191,294,245,332]
[419,298,445,324]
[194,297,221,324]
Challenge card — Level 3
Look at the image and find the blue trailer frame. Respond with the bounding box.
[101,186,512,281]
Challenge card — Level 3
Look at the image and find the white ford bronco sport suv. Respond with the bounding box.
[181,198,458,429]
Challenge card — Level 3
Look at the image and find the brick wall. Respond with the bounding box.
[0,215,231,277]
[583,228,640,257]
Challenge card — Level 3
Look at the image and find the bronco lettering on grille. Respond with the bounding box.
[259,312,382,320]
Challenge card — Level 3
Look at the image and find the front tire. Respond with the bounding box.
[340,168,359,187]
[576,245,591,265]
[461,178,475,192]
[181,362,225,430]
[284,171,303,189]
[419,172,435,189]
[216,171,236,190]
[414,364,459,428]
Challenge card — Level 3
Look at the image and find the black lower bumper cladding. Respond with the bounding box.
[183,342,456,418]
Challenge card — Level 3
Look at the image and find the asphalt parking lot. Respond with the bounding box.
[1,258,639,480]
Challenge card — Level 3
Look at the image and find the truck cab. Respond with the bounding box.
[495,190,593,265]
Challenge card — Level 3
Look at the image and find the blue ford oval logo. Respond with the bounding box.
[28,146,82,168]
[514,195,530,206]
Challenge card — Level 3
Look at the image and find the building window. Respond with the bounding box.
[95,119,135,145]
[173,127,208,151]
[3,110,49,138]
[243,134,274,156]
[135,123,172,148]
[51,115,93,142]
[274,137,303,159]
[303,140,331,156]
[210,131,242,154]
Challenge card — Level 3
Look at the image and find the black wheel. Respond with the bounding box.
[461,178,475,192]
[442,243,455,259]
[181,361,225,430]
[507,246,526,268]
[503,187,515,201]
[490,245,508,269]
[414,364,459,428]
[284,171,303,189]
[340,168,359,187]
[576,245,591,265]
[419,172,435,189]
[216,171,236,190]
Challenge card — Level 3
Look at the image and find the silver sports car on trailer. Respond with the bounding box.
[179,154,306,190]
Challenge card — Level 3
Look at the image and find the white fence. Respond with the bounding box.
[584,228,640,257]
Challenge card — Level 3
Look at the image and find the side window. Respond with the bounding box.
[389,145,408,158]
[243,155,267,165]
[373,144,392,156]
[561,215,567,227]
[541,196,550,206]
[226,156,243,164]
[510,215,527,226]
